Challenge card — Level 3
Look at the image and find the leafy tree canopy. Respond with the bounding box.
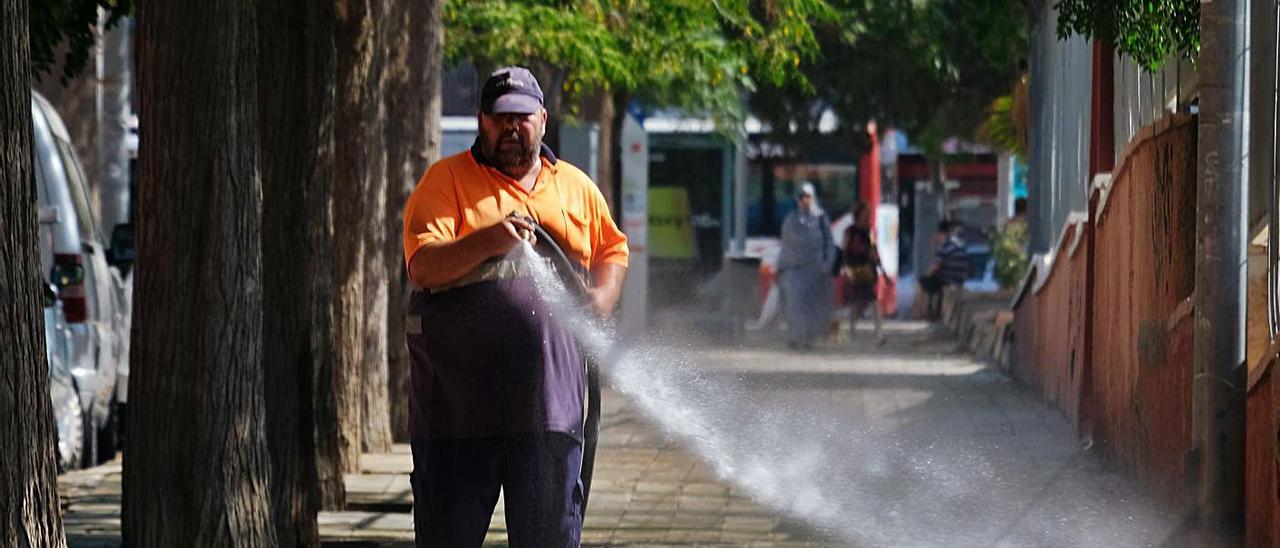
[446,0,835,128]
[30,0,132,83]
[751,0,1029,156]
[1054,0,1199,71]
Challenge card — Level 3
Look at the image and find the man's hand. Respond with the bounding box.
[476,214,536,257]
[408,214,536,288]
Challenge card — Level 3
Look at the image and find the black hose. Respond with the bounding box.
[520,216,604,515]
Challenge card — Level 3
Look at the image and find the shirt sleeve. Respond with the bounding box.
[402,162,460,268]
[587,182,629,269]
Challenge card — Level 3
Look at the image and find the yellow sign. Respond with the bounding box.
[647,187,697,259]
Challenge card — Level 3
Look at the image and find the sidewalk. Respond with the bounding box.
[61,320,1178,547]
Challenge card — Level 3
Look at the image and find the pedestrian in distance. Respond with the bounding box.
[917,220,968,320]
[840,202,887,346]
[776,182,835,350]
[402,66,629,547]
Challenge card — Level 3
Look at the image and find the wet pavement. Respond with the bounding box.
[61,320,1177,547]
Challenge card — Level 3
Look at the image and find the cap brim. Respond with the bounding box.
[486,94,542,114]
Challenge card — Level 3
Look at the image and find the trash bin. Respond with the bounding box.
[721,254,762,321]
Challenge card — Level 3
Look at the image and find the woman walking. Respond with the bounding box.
[840,202,886,346]
[777,183,835,350]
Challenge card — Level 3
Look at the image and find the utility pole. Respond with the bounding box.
[1194,0,1248,542]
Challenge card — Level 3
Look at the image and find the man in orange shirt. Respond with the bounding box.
[402,66,628,546]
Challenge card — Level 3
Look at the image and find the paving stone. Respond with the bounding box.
[683,482,731,497]
[360,452,412,475]
[618,511,674,528]
[722,515,779,533]
[60,320,1176,547]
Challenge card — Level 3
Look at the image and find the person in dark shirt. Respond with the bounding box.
[918,220,968,318]
[840,202,886,345]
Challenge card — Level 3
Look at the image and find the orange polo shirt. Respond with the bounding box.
[403,149,629,275]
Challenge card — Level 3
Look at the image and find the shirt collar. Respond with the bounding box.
[470,139,558,169]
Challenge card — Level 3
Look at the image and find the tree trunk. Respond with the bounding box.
[594,90,630,216]
[381,0,410,445]
[0,1,67,545]
[332,0,374,474]
[530,62,565,150]
[125,1,276,545]
[360,0,393,455]
[389,0,444,443]
[383,0,412,447]
[594,89,617,213]
[258,0,335,543]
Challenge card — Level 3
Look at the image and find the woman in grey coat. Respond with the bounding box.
[776,182,835,349]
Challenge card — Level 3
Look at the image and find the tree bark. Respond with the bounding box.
[381,0,410,445]
[299,3,346,516]
[530,62,564,150]
[332,0,375,474]
[0,1,67,545]
[360,0,393,455]
[125,0,276,545]
[594,90,617,213]
[383,0,412,447]
[389,0,444,443]
[258,0,336,543]
[594,90,629,215]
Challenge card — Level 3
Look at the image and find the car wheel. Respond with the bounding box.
[56,390,84,472]
[96,399,119,464]
[80,409,98,469]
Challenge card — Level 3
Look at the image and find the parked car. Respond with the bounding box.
[32,91,133,468]
[43,282,84,471]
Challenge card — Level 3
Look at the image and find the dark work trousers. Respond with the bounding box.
[410,432,584,547]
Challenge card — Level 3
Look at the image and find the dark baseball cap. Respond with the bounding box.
[480,66,544,115]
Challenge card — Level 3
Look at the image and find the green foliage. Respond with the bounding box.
[981,95,1024,157]
[29,0,132,83]
[445,2,632,98]
[446,0,834,127]
[1055,0,1199,71]
[991,220,1029,289]
[751,0,1029,156]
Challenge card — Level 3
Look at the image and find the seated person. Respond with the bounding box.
[918,221,968,318]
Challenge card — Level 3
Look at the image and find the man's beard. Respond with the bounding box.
[480,128,539,173]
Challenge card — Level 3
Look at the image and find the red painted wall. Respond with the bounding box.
[1246,366,1276,547]
[1011,222,1086,422]
[1012,116,1196,507]
[1087,117,1196,503]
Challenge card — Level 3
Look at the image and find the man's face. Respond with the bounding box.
[478,109,547,174]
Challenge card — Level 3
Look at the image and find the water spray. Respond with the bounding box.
[508,212,604,513]
[507,213,1177,546]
